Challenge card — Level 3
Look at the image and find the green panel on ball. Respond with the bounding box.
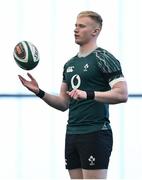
[13,41,40,70]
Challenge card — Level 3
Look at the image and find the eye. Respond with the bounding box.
[79,24,86,28]
[75,24,86,28]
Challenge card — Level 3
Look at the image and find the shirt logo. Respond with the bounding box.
[71,74,81,89]
[83,64,89,71]
[66,66,74,73]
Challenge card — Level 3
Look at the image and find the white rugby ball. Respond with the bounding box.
[13,41,40,70]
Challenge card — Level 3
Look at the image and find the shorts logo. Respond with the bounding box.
[88,155,95,166]
[65,159,67,166]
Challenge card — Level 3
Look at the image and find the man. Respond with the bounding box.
[18,11,128,179]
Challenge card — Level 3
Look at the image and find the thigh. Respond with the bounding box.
[68,169,83,179]
[65,134,81,170]
[77,130,113,170]
[83,169,108,179]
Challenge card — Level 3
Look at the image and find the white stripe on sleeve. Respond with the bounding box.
[109,77,126,88]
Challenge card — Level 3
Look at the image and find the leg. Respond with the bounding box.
[77,130,113,179]
[68,168,83,179]
[82,169,108,179]
[65,134,83,179]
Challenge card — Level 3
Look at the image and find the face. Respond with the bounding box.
[74,16,99,45]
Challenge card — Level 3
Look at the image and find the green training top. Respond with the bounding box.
[63,47,124,134]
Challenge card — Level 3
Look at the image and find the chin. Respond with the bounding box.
[75,40,82,45]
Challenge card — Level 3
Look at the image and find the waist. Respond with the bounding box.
[66,121,111,134]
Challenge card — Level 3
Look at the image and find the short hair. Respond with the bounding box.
[77,11,103,28]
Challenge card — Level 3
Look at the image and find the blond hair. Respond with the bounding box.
[78,11,103,28]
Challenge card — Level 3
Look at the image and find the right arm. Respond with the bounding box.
[41,82,70,111]
[18,73,70,112]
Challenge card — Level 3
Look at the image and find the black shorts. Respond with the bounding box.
[65,130,113,170]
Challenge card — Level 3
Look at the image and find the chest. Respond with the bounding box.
[66,58,98,79]
[64,56,105,90]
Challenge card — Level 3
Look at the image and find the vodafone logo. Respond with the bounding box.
[71,74,81,89]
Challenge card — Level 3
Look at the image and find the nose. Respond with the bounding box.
[74,27,79,33]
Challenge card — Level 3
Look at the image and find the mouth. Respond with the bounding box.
[74,34,80,39]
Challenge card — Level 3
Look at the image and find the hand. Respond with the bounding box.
[67,89,87,100]
[18,73,39,94]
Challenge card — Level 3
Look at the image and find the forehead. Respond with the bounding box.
[76,16,96,25]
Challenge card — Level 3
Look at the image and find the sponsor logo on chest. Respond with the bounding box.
[66,64,89,73]
[66,66,74,73]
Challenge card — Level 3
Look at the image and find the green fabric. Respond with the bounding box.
[63,47,123,134]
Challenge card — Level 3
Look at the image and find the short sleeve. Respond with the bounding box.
[96,49,124,85]
[62,64,67,83]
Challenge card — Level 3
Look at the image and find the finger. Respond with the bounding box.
[71,90,78,98]
[66,89,78,98]
[74,91,79,99]
[18,76,25,85]
[66,91,69,95]
[18,75,26,82]
[27,73,35,80]
[66,90,72,96]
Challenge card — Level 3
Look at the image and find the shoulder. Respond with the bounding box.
[93,47,119,62]
[93,47,122,72]
[63,55,77,68]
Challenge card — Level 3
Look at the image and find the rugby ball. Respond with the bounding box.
[13,41,40,70]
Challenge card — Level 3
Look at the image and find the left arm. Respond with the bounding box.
[67,81,128,104]
[67,50,128,104]
[94,81,128,104]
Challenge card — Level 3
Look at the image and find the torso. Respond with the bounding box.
[63,47,123,134]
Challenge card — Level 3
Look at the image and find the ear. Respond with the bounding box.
[92,28,100,36]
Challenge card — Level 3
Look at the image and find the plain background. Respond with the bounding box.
[0,0,141,179]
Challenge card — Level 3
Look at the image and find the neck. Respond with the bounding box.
[78,41,97,57]
[79,38,97,53]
